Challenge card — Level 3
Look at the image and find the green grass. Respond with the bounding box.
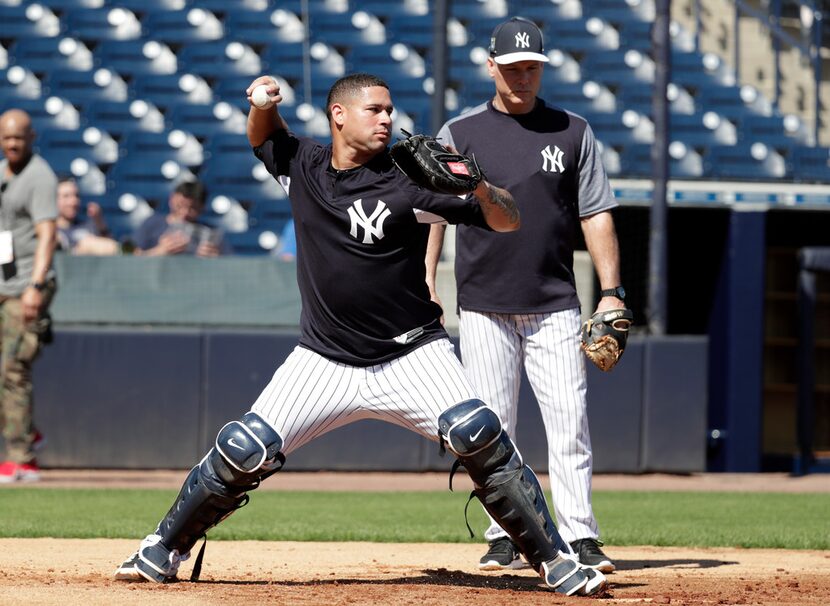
[0,489,827,550]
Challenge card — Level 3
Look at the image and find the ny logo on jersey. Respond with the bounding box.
[541,144,566,173]
[515,32,530,48]
[348,199,392,244]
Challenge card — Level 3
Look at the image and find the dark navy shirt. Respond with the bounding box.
[254,129,490,366]
[438,100,617,314]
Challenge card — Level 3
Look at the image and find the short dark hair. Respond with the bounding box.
[57,175,76,186]
[173,180,207,205]
[326,73,389,120]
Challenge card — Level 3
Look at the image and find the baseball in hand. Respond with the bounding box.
[251,84,272,109]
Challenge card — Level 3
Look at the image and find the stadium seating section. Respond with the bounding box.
[0,0,827,254]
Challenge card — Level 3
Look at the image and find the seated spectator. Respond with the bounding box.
[56,177,120,256]
[132,180,231,257]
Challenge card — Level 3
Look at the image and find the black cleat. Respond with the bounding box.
[478,537,529,570]
[570,538,616,573]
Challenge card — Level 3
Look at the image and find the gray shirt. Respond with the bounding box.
[0,154,58,296]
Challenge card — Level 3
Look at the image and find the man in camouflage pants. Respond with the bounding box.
[0,109,58,483]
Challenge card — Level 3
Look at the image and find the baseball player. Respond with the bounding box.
[113,73,607,596]
[426,18,622,573]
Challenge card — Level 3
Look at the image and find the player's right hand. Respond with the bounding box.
[246,76,282,108]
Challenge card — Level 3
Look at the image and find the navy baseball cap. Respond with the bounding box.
[489,17,550,64]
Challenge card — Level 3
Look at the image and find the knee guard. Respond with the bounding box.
[438,400,568,568]
[154,412,285,557]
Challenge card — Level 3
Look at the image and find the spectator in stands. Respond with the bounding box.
[131,180,231,257]
[0,109,59,483]
[56,176,120,256]
[426,18,623,573]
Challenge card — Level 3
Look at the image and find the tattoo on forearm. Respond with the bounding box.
[482,183,519,224]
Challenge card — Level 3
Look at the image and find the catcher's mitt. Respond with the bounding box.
[390,130,483,195]
[580,308,634,372]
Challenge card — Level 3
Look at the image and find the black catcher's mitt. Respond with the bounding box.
[390,130,483,195]
[580,308,634,372]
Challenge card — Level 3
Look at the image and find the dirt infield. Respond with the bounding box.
[1,539,828,606]
[2,472,829,605]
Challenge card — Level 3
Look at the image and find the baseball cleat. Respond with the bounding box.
[570,538,616,573]
[478,537,529,570]
[114,534,187,583]
[114,551,144,581]
[540,551,607,596]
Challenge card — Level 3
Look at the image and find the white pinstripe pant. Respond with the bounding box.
[459,307,599,544]
[250,338,478,455]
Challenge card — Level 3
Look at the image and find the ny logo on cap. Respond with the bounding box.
[515,32,530,48]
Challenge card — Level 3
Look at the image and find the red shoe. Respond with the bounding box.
[0,461,19,483]
[18,461,41,483]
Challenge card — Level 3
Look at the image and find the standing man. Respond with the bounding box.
[0,109,58,483]
[426,17,623,573]
[113,73,606,597]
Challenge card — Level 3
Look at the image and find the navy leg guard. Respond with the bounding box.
[438,400,569,569]
[136,413,284,581]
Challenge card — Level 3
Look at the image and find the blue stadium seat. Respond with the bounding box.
[43,69,129,106]
[737,115,803,151]
[188,0,271,12]
[385,14,436,48]
[167,103,245,138]
[583,0,653,25]
[351,0,428,18]
[84,99,166,136]
[669,113,731,149]
[308,11,387,48]
[579,50,644,88]
[201,153,291,211]
[585,113,639,147]
[620,142,705,179]
[696,85,755,121]
[544,19,618,54]
[64,8,143,41]
[141,9,225,44]
[8,37,94,73]
[260,43,312,81]
[0,5,60,39]
[94,40,178,77]
[121,130,203,168]
[703,144,788,180]
[789,146,830,183]
[225,228,277,256]
[205,132,251,156]
[103,0,187,13]
[106,157,189,204]
[177,41,263,78]
[130,73,213,110]
[0,96,79,131]
[224,9,305,45]
[38,0,109,9]
[616,19,652,52]
[35,129,112,175]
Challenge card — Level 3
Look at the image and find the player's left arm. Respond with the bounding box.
[472,181,520,232]
[581,210,623,313]
[22,219,56,323]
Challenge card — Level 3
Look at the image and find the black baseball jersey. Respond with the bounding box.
[254,129,490,366]
[438,100,617,314]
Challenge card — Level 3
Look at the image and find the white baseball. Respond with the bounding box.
[251,84,272,109]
